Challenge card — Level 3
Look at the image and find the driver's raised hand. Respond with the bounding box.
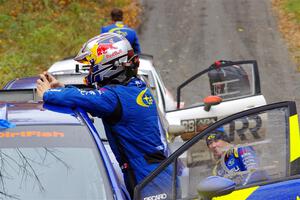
[43,72,65,88]
[36,74,51,98]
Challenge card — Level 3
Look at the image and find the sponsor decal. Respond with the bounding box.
[180,114,262,141]
[0,131,64,138]
[136,88,153,107]
[228,158,235,166]
[80,90,97,96]
[144,193,167,200]
[135,80,142,87]
[49,89,62,92]
[105,49,123,59]
[114,30,128,37]
[97,43,117,55]
[181,117,217,133]
[87,42,119,64]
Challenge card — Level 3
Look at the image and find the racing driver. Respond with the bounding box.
[36,33,172,199]
[206,128,268,185]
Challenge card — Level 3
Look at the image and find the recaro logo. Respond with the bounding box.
[143,193,167,200]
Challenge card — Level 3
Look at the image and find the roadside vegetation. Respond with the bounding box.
[0,0,141,87]
[272,0,300,71]
[1,0,299,88]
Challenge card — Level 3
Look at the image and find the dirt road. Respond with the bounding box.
[138,0,300,110]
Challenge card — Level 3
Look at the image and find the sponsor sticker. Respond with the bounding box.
[0,131,64,138]
[144,193,167,200]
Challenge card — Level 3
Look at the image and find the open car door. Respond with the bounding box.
[166,60,266,146]
[134,101,300,200]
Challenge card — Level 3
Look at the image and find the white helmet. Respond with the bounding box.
[74,33,139,86]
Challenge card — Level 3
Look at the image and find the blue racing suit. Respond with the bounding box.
[43,78,172,198]
[101,21,141,54]
[213,146,267,186]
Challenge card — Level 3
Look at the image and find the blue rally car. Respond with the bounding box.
[133,101,300,200]
[0,89,130,200]
[2,90,300,199]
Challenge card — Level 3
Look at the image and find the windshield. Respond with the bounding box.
[177,62,256,110]
[0,124,113,200]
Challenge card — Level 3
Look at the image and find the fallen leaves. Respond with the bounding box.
[272,0,300,71]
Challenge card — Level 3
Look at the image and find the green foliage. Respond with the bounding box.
[0,0,140,87]
[284,0,300,23]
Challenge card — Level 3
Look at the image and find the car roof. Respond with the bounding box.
[48,58,87,74]
[4,76,39,90]
[3,55,156,90]
[0,101,82,125]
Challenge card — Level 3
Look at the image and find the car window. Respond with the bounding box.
[179,107,287,197]
[178,61,257,110]
[135,102,293,200]
[0,124,113,200]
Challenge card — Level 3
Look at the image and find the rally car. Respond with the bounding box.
[165,60,267,148]
[134,101,300,200]
[0,89,130,200]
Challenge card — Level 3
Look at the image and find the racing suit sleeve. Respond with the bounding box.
[238,146,258,170]
[237,146,269,185]
[43,86,118,118]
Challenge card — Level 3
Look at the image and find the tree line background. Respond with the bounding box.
[0,0,300,88]
[0,0,141,87]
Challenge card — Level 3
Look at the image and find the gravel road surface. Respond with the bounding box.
[138,0,300,110]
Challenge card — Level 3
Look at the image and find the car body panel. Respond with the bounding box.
[214,178,300,200]
[165,60,267,145]
[0,90,130,200]
[133,101,300,200]
[4,77,39,89]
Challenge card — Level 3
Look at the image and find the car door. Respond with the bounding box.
[133,101,300,200]
[165,60,266,145]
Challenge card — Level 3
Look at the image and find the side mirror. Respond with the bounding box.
[197,176,236,200]
[167,125,186,142]
[203,96,222,112]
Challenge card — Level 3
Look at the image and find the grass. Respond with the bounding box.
[272,0,300,71]
[0,0,141,87]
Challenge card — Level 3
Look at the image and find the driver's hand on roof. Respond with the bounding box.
[37,74,51,98]
[43,72,65,89]
[36,72,64,98]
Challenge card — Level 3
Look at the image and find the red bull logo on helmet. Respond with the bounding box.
[87,42,123,65]
[96,43,118,56]
[96,43,123,60]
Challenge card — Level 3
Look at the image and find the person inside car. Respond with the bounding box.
[36,33,173,199]
[208,60,250,98]
[101,8,141,54]
[206,127,267,186]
